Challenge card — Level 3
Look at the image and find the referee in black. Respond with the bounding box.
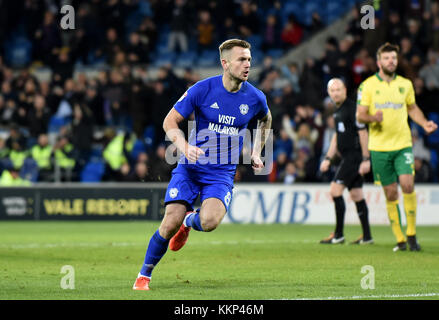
[320,78,373,244]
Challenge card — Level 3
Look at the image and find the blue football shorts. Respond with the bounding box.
[164,171,234,212]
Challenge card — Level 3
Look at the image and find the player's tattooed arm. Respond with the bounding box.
[251,110,272,171]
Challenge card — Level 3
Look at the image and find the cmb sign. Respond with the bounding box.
[224,184,439,225]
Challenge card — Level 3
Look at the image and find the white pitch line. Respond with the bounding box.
[288,292,439,300]
[0,239,313,249]
[0,242,141,249]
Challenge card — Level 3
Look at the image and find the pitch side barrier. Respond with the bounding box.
[1,183,439,225]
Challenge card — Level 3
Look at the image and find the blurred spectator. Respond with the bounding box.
[278,161,297,184]
[419,50,439,90]
[52,49,74,84]
[31,133,53,182]
[258,56,275,84]
[150,143,175,182]
[261,13,281,52]
[102,70,130,129]
[27,94,51,138]
[236,1,260,38]
[309,12,324,35]
[167,0,190,53]
[414,157,432,182]
[221,16,239,40]
[281,15,303,49]
[406,18,428,54]
[53,135,76,182]
[430,2,439,50]
[33,11,61,65]
[274,128,294,160]
[268,151,287,183]
[126,32,149,65]
[137,17,158,55]
[280,62,301,94]
[0,166,31,186]
[197,10,216,52]
[71,102,94,176]
[123,161,154,182]
[103,28,125,66]
[387,10,404,45]
[129,78,155,138]
[102,129,133,182]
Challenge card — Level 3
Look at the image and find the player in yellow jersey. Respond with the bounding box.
[356,43,438,252]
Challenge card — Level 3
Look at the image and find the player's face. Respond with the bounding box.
[378,51,398,75]
[223,47,251,82]
[327,80,346,105]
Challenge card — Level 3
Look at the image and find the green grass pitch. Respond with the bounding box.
[1,221,439,300]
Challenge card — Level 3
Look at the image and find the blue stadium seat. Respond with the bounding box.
[143,125,156,151]
[430,150,439,182]
[131,139,147,161]
[4,36,32,68]
[267,49,284,59]
[175,51,197,68]
[89,145,103,161]
[153,51,176,67]
[251,49,264,66]
[197,50,217,67]
[48,116,70,133]
[247,35,263,50]
[80,161,105,182]
[20,158,39,183]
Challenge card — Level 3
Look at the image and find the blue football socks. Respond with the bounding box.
[183,209,204,231]
[139,230,169,278]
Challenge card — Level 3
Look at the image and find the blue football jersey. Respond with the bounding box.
[172,75,269,185]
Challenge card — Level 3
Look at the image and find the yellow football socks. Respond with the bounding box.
[386,200,406,243]
[403,192,417,236]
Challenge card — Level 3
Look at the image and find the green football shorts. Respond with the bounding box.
[370,147,415,186]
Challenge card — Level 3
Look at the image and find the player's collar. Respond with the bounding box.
[375,72,397,82]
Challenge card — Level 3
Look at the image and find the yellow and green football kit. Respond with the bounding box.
[358,73,417,242]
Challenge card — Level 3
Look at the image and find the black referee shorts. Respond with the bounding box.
[333,155,363,190]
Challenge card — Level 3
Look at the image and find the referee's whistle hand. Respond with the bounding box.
[320,160,330,172]
[358,161,370,176]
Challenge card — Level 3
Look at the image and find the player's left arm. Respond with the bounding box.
[407,103,438,135]
[251,110,272,171]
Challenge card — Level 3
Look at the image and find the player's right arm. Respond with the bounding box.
[356,81,383,124]
[320,133,337,173]
[356,105,383,124]
[163,108,204,163]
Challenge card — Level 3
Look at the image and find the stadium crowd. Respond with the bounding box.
[0,0,438,185]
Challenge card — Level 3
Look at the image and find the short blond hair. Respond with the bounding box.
[219,39,251,59]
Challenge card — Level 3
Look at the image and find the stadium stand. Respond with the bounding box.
[0,0,438,184]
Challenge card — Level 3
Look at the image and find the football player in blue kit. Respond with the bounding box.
[133,39,272,290]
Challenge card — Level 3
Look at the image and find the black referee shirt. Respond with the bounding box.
[333,98,366,156]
